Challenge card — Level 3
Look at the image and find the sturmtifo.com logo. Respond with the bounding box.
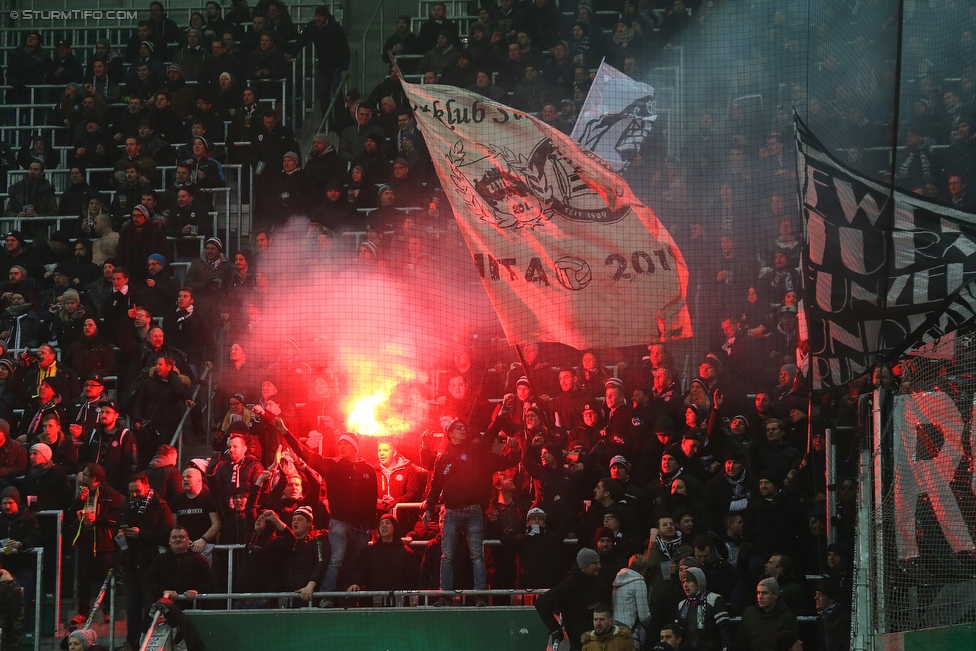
[10,9,139,20]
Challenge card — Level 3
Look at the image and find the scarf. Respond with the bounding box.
[130,487,155,515]
[29,460,53,477]
[73,484,100,545]
[208,255,221,270]
[657,531,683,559]
[679,590,709,629]
[660,467,683,490]
[175,304,194,325]
[897,148,931,182]
[612,27,635,46]
[724,471,749,510]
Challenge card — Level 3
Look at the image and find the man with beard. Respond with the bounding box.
[4,162,58,221]
[117,473,173,650]
[115,204,169,282]
[81,401,137,492]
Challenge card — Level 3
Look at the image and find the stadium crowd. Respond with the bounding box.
[0,0,966,650]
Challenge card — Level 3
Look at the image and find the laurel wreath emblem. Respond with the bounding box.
[446,140,555,230]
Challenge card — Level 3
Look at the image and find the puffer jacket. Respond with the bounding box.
[580,624,634,651]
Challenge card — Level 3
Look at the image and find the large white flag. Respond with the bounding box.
[401,80,691,349]
[570,60,657,173]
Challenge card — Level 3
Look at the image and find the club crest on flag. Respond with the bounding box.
[449,137,629,230]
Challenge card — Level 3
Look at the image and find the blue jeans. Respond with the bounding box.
[441,505,486,591]
[321,519,370,592]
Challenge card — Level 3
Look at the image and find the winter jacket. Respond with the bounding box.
[117,491,173,571]
[280,427,377,531]
[71,482,123,555]
[424,433,521,514]
[580,624,634,651]
[377,455,427,508]
[535,569,602,648]
[736,600,799,651]
[82,425,138,492]
[611,567,650,640]
[349,538,416,591]
[500,526,567,589]
[0,438,28,481]
[675,568,732,651]
[267,526,330,592]
[146,549,216,599]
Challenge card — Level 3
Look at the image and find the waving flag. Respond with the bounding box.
[571,60,657,173]
[798,117,976,389]
[401,79,690,349]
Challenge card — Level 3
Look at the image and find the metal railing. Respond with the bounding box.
[361,0,388,92]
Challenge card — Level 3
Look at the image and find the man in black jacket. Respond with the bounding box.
[422,418,521,605]
[535,547,602,651]
[288,6,350,112]
[71,463,123,626]
[146,526,216,609]
[263,506,330,604]
[118,474,174,649]
[268,412,375,599]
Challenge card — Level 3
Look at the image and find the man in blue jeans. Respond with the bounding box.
[268,410,377,605]
[423,418,521,606]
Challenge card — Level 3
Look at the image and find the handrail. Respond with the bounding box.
[172,365,212,464]
[316,76,349,136]
[361,0,387,92]
[83,570,114,630]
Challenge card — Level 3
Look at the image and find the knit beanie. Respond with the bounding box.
[758,576,781,596]
[576,547,600,568]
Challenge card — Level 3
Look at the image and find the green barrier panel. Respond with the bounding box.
[185,606,553,651]
[878,622,976,651]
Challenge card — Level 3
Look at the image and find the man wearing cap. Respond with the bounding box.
[262,505,330,602]
[500,506,566,589]
[270,414,377,598]
[535,547,603,650]
[422,417,522,605]
[81,401,138,492]
[72,116,119,170]
[18,435,73,511]
[592,378,643,468]
[608,454,645,510]
[675,566,732,651]
[737,578,799,651]
[304,133,345,185]
[146,525,216,607]
[6,31,51,105]
[0,486,40,613]
[71,463,123,626]
[267,151,310,225]
[116,203,169,282]
[743,469,805,573]
[813,579,849,651]
[172,29,211,83]
[703,446,757,521]
[47,38,84,87]
[68,374,109,446]
[291,6,351,112]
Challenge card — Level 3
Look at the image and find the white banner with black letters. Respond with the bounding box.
[798,118,976,389]
[402,80,691,349]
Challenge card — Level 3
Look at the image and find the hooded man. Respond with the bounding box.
[675,566,732,651]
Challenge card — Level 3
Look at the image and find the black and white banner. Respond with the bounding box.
[797,118,976,389]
